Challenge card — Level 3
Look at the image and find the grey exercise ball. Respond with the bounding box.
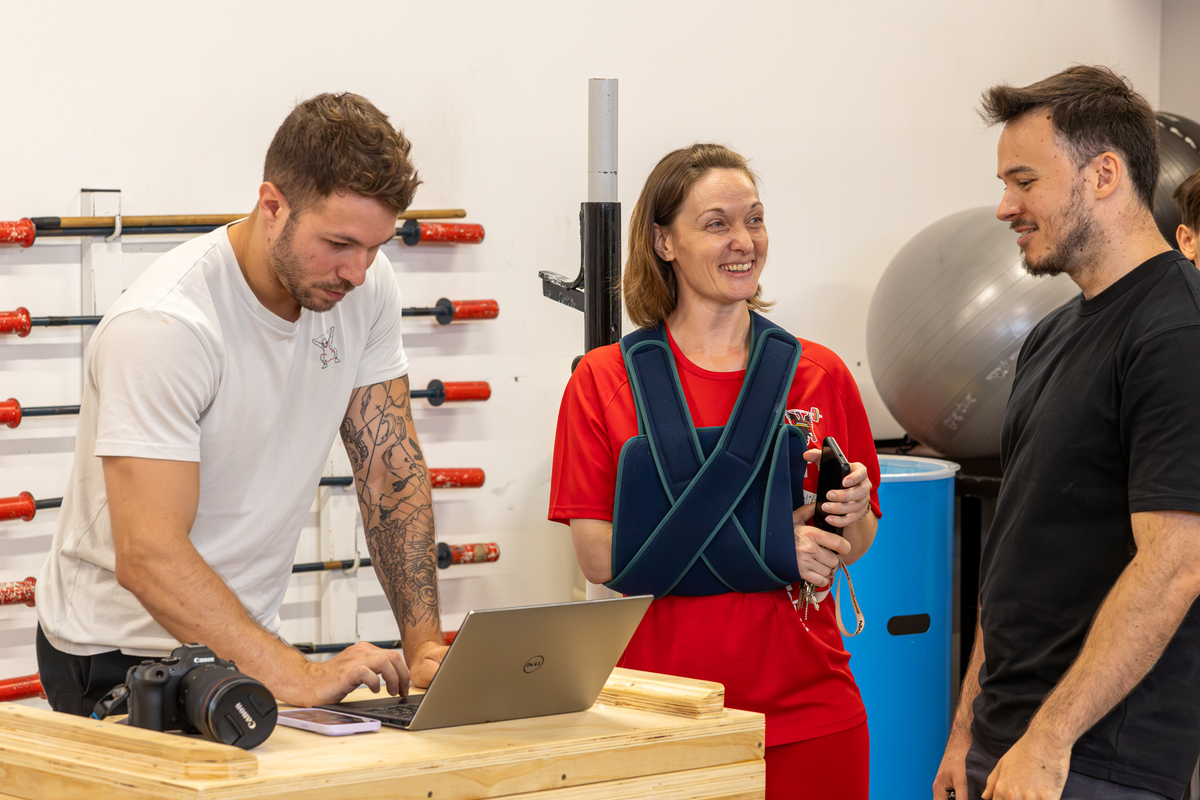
[866,207,1078,459]
[1154,112,1200,249]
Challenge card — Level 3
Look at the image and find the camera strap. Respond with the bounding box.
[91,682,130,720]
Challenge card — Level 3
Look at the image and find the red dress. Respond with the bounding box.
[549,325,882,749]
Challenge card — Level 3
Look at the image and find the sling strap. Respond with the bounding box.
[606,313,804,597]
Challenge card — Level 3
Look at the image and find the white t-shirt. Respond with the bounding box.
[38,226,408,656]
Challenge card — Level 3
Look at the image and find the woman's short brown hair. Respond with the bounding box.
[264,92,422,216]
[624,143,770,328]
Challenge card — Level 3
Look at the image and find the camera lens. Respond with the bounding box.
[179,666,277,749]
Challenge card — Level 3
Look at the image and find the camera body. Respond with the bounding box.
[125,643,277,749]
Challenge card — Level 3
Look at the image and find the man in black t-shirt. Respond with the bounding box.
[932,66,1200,800]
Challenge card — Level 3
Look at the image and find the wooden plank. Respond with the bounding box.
[0,703,762,799]
[0,742,203,800]
[498,761,763,800]
[197,705,763,799]
[0,672,761,800]
[598,668,725,719]
[0,704,256,779]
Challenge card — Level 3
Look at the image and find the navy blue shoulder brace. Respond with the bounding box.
[606,312,808,597]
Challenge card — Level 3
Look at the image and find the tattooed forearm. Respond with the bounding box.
[342,376,441,639]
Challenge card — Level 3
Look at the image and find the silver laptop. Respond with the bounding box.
[318,595,652,731]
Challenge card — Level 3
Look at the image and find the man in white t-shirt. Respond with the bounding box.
[36,93,448,714]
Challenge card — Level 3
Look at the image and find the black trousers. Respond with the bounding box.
[965,741,1172,800]
[35,625,146,717]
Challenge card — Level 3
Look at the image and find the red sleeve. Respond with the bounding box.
[836,364,883,521]
[797,340,883,521]
[547,348,628,525]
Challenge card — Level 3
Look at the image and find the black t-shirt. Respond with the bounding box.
[973,251,1200,798]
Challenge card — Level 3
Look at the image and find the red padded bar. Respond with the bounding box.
[450,299,499,320]
[0,399,20,428]
[429,467,485,488]
[445,542,499,565]
[0,492,36,522]
[0,219,35,248]
[418,222,485,245]
[0,308,32,337]
[0,578,35,606]
[0,674,44,702]
[441,381,491,402]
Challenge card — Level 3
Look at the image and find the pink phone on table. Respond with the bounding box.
[277,708,381,735]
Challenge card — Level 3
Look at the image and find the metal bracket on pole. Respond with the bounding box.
[539,262,584,310]
[539,78,622,369]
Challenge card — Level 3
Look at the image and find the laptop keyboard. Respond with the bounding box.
[367,695,424,724]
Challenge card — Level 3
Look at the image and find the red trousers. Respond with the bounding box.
[765,721,869,799]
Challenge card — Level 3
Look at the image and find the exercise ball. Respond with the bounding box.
[868,112,1200,460]
[1155,112,1200,249]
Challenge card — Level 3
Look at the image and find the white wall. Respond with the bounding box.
[0,1,1164,694]
[1161,0,1200,120]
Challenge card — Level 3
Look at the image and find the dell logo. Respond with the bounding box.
[523,656,544,673]
[235,702,257,729]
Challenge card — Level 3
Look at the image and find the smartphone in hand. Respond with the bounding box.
[813,436,852,534]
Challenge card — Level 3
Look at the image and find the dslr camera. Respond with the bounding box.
[116,643,277,749]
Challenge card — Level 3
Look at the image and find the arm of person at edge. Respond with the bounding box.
[340,375,448,690]
[981,509,1200,800]
[932,615,985,799]
[569,449,877,586]
[106,456,412,708]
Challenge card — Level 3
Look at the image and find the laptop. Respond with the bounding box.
[318,595,652,731]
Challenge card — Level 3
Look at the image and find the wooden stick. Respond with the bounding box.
[31,208,466,229]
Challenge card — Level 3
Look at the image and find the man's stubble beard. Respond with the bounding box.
[1020,183,1101,279]
[269,215,355,313]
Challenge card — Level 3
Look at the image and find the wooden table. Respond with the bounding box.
[0,668,763,799]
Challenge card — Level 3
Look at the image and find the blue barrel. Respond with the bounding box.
[842,455,959,799]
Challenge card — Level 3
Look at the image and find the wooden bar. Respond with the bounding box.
[596,668,725,719]
[0,668,763,800]
[30,209,466,229]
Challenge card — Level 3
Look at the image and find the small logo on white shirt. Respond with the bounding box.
[312,327,340,369]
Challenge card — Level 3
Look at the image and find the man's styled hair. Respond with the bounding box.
[1172,167,1200,235]
[264,92,421,216]
[623,143,770,328]
[979,65,1159,212]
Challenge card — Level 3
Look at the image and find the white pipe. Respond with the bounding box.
[588,78,618,203]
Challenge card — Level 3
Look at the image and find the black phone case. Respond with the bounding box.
[813,436,852,534]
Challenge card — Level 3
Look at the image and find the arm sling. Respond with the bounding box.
[606,312,807,598]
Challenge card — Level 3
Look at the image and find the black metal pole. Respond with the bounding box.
[581,202,621,352]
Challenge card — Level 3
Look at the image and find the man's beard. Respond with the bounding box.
[1017,184,1100,278]
[269,216,355,312]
